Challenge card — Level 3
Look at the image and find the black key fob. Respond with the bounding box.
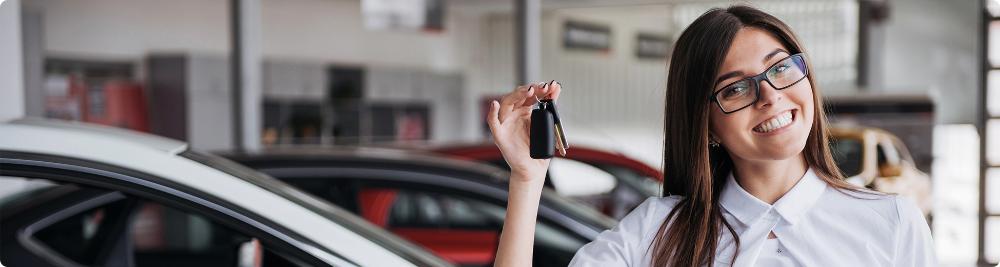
[530,102,555,159]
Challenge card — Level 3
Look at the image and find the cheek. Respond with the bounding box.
[709,109,751,141]
[790,81,815,108]
[787,82,816,125]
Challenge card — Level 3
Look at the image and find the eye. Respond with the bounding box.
[721,84,750,100]
[771,64,790,75]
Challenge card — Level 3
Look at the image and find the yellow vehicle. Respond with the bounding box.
[830,126,932,216]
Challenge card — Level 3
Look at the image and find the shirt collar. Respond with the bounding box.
[720,168,827,225]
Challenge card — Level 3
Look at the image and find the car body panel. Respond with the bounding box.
[0,119,444,267]
[224,149,617,267]
[432,143,662,181]
[428,143,663,219]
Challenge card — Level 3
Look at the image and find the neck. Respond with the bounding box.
[730,153,808,204]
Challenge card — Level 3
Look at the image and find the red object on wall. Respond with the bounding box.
[81,80,150,132]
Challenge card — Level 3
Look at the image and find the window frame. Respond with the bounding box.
[0,151,346,267]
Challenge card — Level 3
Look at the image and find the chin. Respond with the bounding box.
[758,146,806,161]
[754,134,809,160]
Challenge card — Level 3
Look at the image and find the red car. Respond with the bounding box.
[430,143,662,219]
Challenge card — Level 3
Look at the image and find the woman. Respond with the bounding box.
[486,5,934,267]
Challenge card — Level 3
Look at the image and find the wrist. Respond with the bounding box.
[509,171,545,191]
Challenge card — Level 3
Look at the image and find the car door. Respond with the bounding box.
[282,177,587,267]
[0,153,343,267]
[0,176,321,267]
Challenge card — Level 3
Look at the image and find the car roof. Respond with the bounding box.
[8,118,189,154]
[220,147,512,185]
[0,119,427,267]
[423,142,664,181]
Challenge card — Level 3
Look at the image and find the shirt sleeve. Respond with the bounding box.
[568,197,677,267]
[893,196,937,266]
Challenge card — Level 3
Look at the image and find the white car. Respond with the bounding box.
[0,119,451,267]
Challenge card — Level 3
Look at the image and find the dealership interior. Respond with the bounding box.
[0,0,997,266]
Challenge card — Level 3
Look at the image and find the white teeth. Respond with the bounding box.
[754,111,793,133]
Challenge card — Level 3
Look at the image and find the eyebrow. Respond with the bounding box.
[713,48,791,88]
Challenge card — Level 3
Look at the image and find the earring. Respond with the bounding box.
[709,136,721,148]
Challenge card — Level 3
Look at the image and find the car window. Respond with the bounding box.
[130,201,308,267]
[184,151,447,267]
[880,140,901,165]
[386,190,499,230]
[891,138,916,164]
[362,185,586,267]
[0,176,312,267]
[0,176,57,207]
[831,137,864,177]
[876,141,900,168]
[33,195,134,266]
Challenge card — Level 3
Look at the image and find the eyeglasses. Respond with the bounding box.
[709,53,809,114]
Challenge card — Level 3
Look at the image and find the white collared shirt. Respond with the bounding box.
[568,168,936,266]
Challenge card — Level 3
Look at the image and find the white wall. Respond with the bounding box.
[25,0,471,144]
[0,0,24,122]
[27,0,462,71]
[877,0,979,124]
[460,5,673,166]
[261,0,459,71]
[27,0,229,59]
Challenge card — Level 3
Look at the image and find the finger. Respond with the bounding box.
[520,82,545,107]
[486,100,501,135]
[531,81,552,101]
[546,80,562,102]
[505,106,534,123]
[500,85,533,121]
[516,105,534,116]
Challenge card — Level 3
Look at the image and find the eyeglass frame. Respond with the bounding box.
[708,53,810,114]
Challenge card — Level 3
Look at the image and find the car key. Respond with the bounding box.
[546,99,569,156]
[530,97,568,159]
[530,100,555,159]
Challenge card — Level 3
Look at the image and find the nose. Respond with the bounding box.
[754,79,782,110]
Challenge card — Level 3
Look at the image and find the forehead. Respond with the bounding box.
[717,27,788,74]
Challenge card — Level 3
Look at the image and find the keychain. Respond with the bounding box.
[529,85,569,159]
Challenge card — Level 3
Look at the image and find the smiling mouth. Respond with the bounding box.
[753,110,795,133]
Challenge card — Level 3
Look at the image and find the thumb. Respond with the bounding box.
[486,100,501,135]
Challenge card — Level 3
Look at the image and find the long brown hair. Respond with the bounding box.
[651,5,867,266]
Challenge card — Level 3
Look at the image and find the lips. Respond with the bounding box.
[753,110,795,133]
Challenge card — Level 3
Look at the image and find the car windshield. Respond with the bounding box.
[180,150,450,267]
[830,137,864,177]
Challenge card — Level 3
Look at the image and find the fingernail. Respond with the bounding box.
[492,100,499,107]
[548,80,556,87]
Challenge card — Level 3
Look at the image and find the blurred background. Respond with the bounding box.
[0,0,995,266]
